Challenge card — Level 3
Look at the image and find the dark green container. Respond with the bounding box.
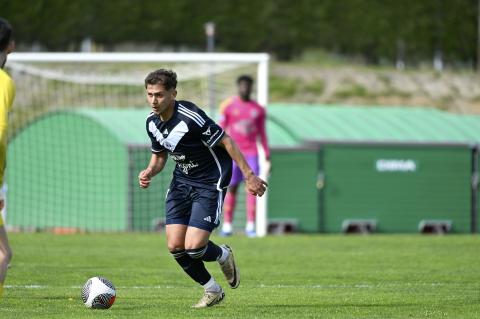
[320,144,472,233]
[267,104,480,233]
[7,105,479,233]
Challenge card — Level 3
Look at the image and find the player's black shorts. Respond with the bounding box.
[165,179,226,232]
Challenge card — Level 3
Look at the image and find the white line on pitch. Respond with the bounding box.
[5,283,446,289]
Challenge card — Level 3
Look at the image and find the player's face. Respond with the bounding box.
[146,83,177,116]
[238,81,252,101]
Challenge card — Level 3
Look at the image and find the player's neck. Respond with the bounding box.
[239,95,251,102]
[159,100,176,121]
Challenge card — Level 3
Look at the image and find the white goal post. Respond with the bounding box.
[8,52,270,237]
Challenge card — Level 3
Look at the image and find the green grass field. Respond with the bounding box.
[1,233,479,318]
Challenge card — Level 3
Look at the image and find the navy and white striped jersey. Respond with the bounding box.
[146,100,232,190]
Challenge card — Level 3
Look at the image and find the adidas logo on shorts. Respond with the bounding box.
[203,216,212,223]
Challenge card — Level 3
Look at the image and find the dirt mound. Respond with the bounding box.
[271,64,480,114]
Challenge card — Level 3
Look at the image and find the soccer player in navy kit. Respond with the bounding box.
[138,69,267,308]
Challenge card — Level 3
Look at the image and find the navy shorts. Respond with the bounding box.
[165,180,226,232]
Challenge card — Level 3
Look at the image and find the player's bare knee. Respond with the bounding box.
[185,231,210,250]
[167,243,185,253]
[184,237,209,250]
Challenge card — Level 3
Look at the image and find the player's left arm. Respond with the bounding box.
[218,134,268,197]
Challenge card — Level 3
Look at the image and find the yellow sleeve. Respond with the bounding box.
[0,70,15,108]
[0,71,15,185]
[0,71,15,134]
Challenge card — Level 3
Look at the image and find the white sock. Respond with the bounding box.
[203,276,221,293]
[246,222,255,232]
[222,223,232,233]
[218,246,230,264]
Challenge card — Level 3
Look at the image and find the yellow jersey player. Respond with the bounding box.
[0,18,15,298]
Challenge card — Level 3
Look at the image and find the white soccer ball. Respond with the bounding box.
[81,276,116,309]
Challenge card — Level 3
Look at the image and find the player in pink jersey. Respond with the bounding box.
[219,75,270,237]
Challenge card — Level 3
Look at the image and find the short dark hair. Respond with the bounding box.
[237,75,253,85]
[0,18,13,52]
[144,69,177,90]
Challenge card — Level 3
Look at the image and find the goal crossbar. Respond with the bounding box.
[9,52,269,63]
[9,52,270,108]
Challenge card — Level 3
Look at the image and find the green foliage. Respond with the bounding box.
[269,75,299,100]
[298,49,349,66]
[304,79,326,95]
[334,83,371,99]
[1,233,480,318]
[1,0,477,65]
[269,75,325,102]
[381,88,412,99]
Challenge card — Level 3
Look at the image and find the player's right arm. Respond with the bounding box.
[138,151,168,189]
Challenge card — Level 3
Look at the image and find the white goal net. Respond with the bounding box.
[5,52,270,237]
